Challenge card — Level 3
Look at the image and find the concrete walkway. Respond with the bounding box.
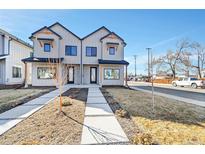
[0,86,70,135]
[81,87,129,145]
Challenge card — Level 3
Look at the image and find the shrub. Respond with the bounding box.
[62,97,72,106]
[132,133,156,145]
[115,109,128,118]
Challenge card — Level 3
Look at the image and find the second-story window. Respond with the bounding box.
[65,46,77,56]
[109,47,115,55]
[44,43,51,52]
[86,47,97,57]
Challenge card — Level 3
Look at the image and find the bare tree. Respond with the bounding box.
[153,39,191,79]
[47,58,73,113]
[191,42,205,78]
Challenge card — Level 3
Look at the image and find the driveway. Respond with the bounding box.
[133,86,205,102]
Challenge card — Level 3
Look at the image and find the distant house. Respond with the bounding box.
[22,22,129,86]
[202,69,205,78]
[0,28,33,85]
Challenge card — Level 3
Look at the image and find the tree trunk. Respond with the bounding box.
[171,69,176,79]
[198,54,202,78]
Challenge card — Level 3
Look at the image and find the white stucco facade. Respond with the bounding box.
[27,22,128,86]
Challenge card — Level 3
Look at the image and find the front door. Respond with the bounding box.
[90,67,97,84]
[67,66,74,84]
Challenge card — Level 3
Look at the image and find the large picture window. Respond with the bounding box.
[12,66,21,78]
[65,45,77,56]
[86,47,97,57]
[104,68,120,80]
[37,67,56,79]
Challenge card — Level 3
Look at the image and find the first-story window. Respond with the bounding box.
[12,66,21,78]
[37,67,56,79]
[104,68,120,80]
[44,43,51,52]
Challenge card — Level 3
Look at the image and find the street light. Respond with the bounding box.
[146,47,155,117]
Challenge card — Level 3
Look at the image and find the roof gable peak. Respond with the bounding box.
[29,26,62,40]
[82,26,111,40]
[48,22,81,40]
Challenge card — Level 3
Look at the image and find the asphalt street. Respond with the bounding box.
[134,86,205,102]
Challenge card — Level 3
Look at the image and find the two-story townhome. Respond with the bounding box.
[0,28,33,85]
[22,22,129,86]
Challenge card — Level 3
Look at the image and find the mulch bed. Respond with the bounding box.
[0,88,88,145]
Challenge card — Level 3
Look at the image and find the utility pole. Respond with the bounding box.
[146,48,152,81]
[133,55,137,78]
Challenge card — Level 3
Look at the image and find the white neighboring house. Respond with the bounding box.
[23,22,129,86]
[0,28,33,85]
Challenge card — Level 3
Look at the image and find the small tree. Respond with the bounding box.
[48,57,72,113]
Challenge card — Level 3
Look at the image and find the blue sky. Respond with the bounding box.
[0,9,205,75]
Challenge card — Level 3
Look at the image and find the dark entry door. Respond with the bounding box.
[90,67,97,84]
[67,66,74,84]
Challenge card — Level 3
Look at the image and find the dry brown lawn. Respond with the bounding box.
[0,88,88,145]
[105,87,205,145]
[0,87,55,114]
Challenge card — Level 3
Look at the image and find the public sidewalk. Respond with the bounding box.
[81,87,129,145]
[0,86,70,135]
[128,81,205,93]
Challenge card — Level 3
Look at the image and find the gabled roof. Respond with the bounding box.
[98,59,129,65]
[0,28,33,48]
[82,26,111,40]
[100,32,127,46]
[29,26,62,39]
[48,22,81,40]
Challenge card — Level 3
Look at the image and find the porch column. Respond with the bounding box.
[99,64,102,86]
[125,65,128,86]
[24,62,28,88]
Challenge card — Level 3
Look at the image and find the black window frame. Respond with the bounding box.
[65,45,77,56]
[44,43,51,52]
[86,46,97,57]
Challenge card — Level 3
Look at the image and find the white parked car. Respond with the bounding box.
[172,77,205,89]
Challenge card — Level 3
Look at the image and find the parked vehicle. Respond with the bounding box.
[172,77,205,88]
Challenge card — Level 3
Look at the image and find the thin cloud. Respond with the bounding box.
[150,26,204,48]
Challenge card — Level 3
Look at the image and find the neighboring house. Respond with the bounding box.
[0,28,33,85]
[22,22,129,86]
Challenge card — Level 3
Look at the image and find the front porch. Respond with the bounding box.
[62,83,101,89]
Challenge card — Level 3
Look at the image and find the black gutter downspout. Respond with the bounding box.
[8,37,12,55]
[2,35,5,55]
